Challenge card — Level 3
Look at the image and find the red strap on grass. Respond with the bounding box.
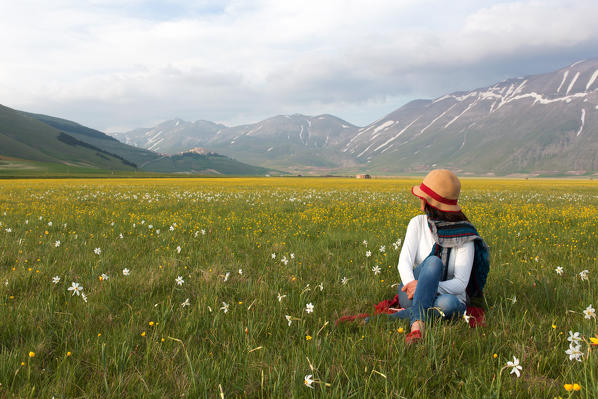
[335,296,486,328]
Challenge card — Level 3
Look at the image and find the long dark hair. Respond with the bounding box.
[424,203,469,222]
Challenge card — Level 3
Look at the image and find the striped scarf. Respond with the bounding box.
[427,218,490,305]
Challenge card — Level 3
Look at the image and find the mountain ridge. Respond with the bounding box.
[111,59,598,175]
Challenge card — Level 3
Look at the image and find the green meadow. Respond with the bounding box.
[0,177,596,398]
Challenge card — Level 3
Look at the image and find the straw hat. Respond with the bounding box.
[411,169,461,212]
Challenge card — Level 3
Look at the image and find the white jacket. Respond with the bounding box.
[398,215,474,304]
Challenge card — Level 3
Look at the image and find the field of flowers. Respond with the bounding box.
[0,177,596,398]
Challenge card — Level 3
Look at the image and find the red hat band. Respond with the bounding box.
[419,183,458,206]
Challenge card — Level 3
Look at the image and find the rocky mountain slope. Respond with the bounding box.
[346,59,598,175]
[110,119,226,154]
[115,114,362,172]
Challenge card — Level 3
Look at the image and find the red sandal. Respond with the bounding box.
[405,330,422,345]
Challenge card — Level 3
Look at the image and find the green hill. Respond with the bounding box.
[0,104,136,171]
[19,111,161,168]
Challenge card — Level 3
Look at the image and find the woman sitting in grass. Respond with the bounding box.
[392,169,487,344]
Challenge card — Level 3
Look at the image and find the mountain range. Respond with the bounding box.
[2,59,597,176]
[0,105,277,176]
[112,59,598,175]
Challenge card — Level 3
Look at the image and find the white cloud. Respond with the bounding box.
[1,0,597,130]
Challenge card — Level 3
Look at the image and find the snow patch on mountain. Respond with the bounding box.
[419,104,456,135]
[148,138,164,151]
[557,70,569,93]
[566,72,580,95]
[445,101,476,128]
[586,70,598,90]
[374,118,420,152]
[576,109,586,137]
[246,124,263,136]
[495,91,587,111]
[357,142,377,158]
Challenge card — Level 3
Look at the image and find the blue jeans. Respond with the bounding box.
[389,256,465,324]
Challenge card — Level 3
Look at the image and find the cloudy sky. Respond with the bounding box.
[2,0,598,131]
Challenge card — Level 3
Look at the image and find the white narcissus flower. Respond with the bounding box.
[583,304,595,319]
[81,293,88,303]
[223,272,230,282]
[175,276,184,286]
[285,315,292,326]
[101,273,109,281]
[362,240,368,246]
[238,269,243,275]
[317,282,324,291]
[379,245,385,253]
[67,282,83,296]
[304,374,314,388]
[579,270,589,281]
[271,253,276,259]
[52,276,61,284]
[554,266,564,275]
[220,302,229,313]
[176,246,181,254]
[201,229,206,235]
[505,356,522,377]
[94,247,101,255]
[281,256,289,265]
[181,298,190,307]
[54,240,61,247]
[372,265,381,275]
[568,331,582,343]
[277,293,286,302]
[305,303,314,314]
[122,268,130,276]
[365,250,371,258]
[565,343,583,362]
[341,277,349,285]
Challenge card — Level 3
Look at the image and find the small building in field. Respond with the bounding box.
[355,174,371,179]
